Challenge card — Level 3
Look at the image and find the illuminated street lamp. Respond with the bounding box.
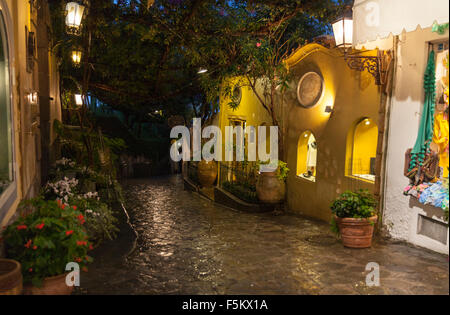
[197,68,208,74]
[71,49,82,66]
[332,9,353,50]
[75,94,84,106]
[332,7,382,85]
[65,2,86,35]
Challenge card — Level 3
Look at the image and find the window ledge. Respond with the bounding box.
[346,175,375,184]
[296,174,316,183]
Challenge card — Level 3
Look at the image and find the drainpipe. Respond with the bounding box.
[375,35,399,234]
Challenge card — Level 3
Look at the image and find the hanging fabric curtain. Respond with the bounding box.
[409,50,436,172]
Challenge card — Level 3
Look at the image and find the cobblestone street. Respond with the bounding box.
[78,176,449,295]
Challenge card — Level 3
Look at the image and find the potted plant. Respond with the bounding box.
[331,190,378,248]
[256,160,289,204]
[0,259,23,295]
[2,197,93,295]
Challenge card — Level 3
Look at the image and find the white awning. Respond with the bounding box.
[353,0,449,45]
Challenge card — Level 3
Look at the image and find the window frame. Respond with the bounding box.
[0,3,18,224]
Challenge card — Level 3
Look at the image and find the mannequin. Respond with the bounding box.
[304,135,317,178]
[433,95,449,178]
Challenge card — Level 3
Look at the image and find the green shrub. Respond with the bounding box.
[330,189,377,219]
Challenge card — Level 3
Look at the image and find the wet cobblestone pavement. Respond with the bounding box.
[79,176,449,295]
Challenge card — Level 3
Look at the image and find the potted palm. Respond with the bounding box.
[256,160,289,204]
[2,197,93,295]
[331,190,378,248]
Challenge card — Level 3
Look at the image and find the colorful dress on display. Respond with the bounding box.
[433,112,449,178]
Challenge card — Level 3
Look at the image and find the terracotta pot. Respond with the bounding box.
[256,172,286,204]
[335,215,378,248]
[0,259,23,295]
[197,161,218,187]
[23,273,73,295]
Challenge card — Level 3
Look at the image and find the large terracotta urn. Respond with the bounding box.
[23,273,73,295]
[335,215,378,248]
[256,172,286,204]
[197,160,218,187]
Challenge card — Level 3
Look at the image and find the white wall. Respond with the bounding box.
[382,27,449,254]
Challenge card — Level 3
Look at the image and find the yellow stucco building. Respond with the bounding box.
[215,43,381,222]
[283,43,381,222]
[0,0,61,228]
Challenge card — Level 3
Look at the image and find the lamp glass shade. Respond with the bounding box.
[65,2,85,29]
[72,50,82,65]
[332,16,353,48]
[75,94,83,106]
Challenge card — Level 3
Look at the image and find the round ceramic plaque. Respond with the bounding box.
[297,72,323,108]
[232,86,242,105]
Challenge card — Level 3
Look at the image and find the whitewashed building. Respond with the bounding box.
[352,0,449,254]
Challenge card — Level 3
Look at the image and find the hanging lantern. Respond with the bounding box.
[332,8,353,49]
[75,94,84,106]
[71,49,82,66]
[65,2,86,35]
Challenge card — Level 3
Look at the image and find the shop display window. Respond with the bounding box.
[297,131,317,182]
[0,12,13,199]
[346,118,378,182]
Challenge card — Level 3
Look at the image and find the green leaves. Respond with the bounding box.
[330,189,377,219]
[1,198,93,285]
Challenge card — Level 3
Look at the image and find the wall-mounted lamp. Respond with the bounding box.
[75,94,84,106]
[332,7,382,85]
[27,92,38,105]
[65,1,86,35]
[71,49,82,66]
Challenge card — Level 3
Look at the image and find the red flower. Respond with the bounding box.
[66,230,74,236]
[35,222,45,230]
[72,205,77,210]
[256,42,261,47]
[17,225,27,230]
[24,239,32,249]
[76,240,87,247]
[33,245,37,250]
[75,257,82,263]
[89,244,93,250]
[77,214,85,225]
[61,204,66,210]
[28,268,33,272]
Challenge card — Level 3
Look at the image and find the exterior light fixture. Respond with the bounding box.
[197,68,208,74]
[332,7,382,85]
[27,92,38,105]
[65,2,86,35]
[75,94,83,106]
[325,106,334,113]
[365,119,371,126]
[71,49,82,66]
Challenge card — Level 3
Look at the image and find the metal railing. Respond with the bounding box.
[219,161,258,203]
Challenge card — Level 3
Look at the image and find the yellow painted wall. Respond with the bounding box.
[218,77,274,163]
[282,43,380,222]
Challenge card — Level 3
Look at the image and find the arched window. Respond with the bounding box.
[297,131,317,182]
[346,118,378,182]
